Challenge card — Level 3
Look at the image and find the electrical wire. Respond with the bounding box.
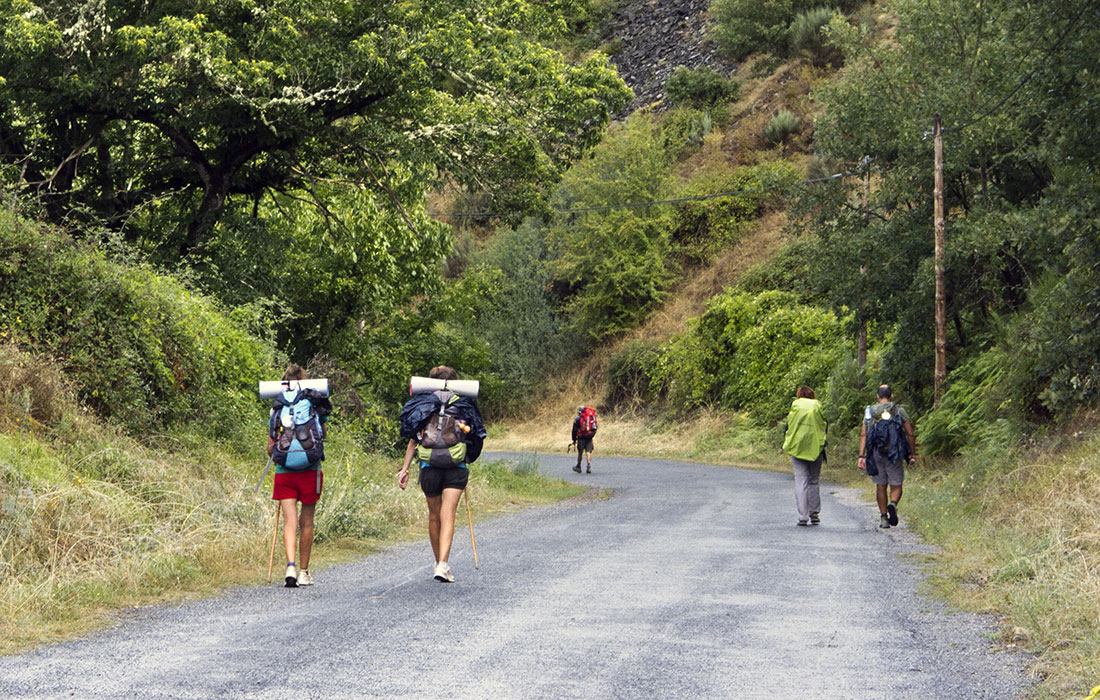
[429,170,856,219]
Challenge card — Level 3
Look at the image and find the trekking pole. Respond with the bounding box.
[464,486,479,570]
[254,454,274,493]
[267,504,280,583]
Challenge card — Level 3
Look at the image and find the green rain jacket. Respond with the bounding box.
[782,397,827,462]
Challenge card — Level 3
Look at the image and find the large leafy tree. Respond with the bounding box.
[0,0,629,255]
[0,0,629,356]
[797,0,1100,407]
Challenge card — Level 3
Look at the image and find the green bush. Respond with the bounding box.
[0,211,277,435]
[918,347,1023,456]
[764,109,802,146]
[711,0,798,60]
[550,116,677,340]
[666,66,740,107]
[651,290,848,422]
[605,340,662,411]
[789,7,843,65]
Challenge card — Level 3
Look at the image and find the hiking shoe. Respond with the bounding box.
[586,465,591,473]
[572,465,582,473]
[887,502,899,527]
[433,561,454,583]
[284,564,298,588]
[809,512,820,525]
[879,515,890,529]
[297,570,314,586]
[797,520,809,526]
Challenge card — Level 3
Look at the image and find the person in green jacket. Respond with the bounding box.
[782,385,827,526]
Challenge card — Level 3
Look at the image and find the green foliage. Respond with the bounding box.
[711,0,799,60]
[666,66,740,107]
[652,290,848,422]
[0,0,630,257]
[605,340,662,411]
[764,109,801,146]
[0,210,277,433]
[918,347,1021,456]
[670,159,800,263]
[550,115,677,340]
[789,7,843,65]
[710,0,859,60]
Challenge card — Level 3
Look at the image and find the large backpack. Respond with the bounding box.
[416,390,469,468]
[578,406,598,437]
[865,402,910,470]
[270,388,328,471]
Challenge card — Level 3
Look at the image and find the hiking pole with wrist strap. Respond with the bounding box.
[464,486,479,569]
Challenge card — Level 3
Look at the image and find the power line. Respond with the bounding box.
[429,170,855,219]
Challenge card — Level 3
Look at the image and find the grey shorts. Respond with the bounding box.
[576,437,594,453]
[871,457,905,486]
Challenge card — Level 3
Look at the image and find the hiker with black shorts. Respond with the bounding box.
[572,405,598,473]
[269,363,331,587]
[858,384,917,529]
[398,365,486,583]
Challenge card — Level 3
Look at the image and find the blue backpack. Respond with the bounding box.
[865,402,910,473]
[269,388,329,470]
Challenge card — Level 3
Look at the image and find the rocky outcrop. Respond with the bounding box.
[603,0,738,113]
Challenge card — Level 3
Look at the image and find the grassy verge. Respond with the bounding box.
[0,424,581,655]
[901,437,1100,700]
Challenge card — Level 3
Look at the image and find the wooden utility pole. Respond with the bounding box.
[857,167,870,389]
[933,113,946,405]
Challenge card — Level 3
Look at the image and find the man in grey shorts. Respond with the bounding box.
[857,385,917,529]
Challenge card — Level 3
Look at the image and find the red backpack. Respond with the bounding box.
[578,406,598,437]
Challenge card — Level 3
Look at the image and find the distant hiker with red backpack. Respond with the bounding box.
[858,384,917,529]
[572,405,598,473]
[398,365,486,583]
[269,363,332,587]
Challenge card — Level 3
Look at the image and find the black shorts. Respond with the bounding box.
[419,465,469,497]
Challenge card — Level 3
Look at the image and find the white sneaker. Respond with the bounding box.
[284,564,298,588]
[297,569,314,586]
[433,561,454,583]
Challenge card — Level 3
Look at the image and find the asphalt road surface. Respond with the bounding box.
[1,453,1029,699]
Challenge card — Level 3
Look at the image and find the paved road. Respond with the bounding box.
[1,453,1028,699]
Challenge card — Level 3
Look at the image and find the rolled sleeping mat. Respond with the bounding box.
[409,376,479,398]
[258,378,329,399]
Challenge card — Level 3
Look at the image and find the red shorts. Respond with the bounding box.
[272,469,323,504]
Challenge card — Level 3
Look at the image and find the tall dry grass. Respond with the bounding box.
[907,436,1100,699]
[0,343,579,653]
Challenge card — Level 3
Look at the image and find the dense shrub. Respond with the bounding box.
[764,109,802,146]
[605,340,662,411]
[711,0,858,60]
[0,210,278,434]
[670,159,800,263]
[666,66,740,107]
[789,7,843,66]
[550,115,677,340]
[711,0,799,60]
[652,290,848,422]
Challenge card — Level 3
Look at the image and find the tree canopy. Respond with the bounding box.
[0,0,630,356]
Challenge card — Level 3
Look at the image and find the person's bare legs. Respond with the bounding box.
[298,502,316,570]
[437,488,463,563]
[426,495,442,562]
[280,498,299,564]
[876,484,889,515]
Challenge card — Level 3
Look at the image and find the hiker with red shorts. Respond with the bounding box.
[269,363,331,587]
[572,405,598,473]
